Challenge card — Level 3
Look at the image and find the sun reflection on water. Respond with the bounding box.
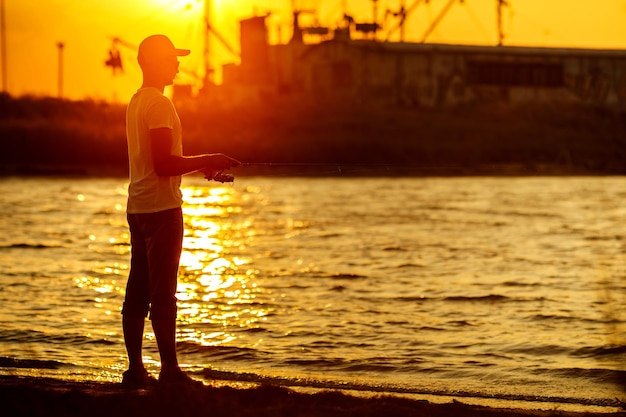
[177,183,270,348]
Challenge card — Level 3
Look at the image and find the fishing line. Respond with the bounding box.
[213,162,528,182]
[242,162,457,170]
[231,162,463,178]
[241,162,386,177]
[243,162,345,173]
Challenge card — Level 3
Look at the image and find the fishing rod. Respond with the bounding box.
[211,162,347,182]
[211,162,462,183]
[245,162,433,177]
[243,162,351,174]
[242,162,465,172]
[242,162,445,169]
[212,162,382,183]
[251,159,553,174]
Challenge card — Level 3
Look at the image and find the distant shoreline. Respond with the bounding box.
[0,162,618,179]
[2,94,625,178]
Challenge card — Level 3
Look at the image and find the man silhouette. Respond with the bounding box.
[121,34,240,388]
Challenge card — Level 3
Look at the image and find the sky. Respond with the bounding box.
[2,0,626,102]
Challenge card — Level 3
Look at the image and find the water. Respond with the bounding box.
[0,176,625,409]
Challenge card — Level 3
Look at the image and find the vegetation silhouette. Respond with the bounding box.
[1,92,625,176]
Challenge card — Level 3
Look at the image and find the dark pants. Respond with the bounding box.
[122,207,183,321]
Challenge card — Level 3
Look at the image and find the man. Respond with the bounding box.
[122,34,240,388]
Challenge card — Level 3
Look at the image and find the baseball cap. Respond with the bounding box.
[137,34,190,62]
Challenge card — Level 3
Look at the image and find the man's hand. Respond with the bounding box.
[201,154,239,183]
[210,154,241,171]
[202,168,217,180]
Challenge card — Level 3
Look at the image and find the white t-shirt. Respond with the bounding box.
[126,87,183,214]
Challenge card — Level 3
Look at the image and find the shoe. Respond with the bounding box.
[121,369,158,389]
[158,369,204,388]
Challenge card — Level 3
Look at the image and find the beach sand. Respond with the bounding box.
[0,375,623,417]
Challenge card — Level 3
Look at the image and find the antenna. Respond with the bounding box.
[203,0,213,86]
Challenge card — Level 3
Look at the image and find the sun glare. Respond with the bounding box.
[149,0,202,12]
[174,183,268,349]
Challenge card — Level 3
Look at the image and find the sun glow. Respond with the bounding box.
[6,0,626,100]
[149,0,203,13]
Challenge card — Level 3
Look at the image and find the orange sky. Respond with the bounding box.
[3,0,625,101]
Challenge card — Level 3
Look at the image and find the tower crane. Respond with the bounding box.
[105,0,239,90]
[420,0,461,43]
[384,0,511,46]
[104,37,202,82]
[385,0,429,42]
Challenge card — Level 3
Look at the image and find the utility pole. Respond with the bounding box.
[1,0,7,93]
[372,0,379,38]
[203,0,213,87]
[57,42,65,98]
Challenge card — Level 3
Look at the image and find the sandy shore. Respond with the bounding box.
[0,375,623,417]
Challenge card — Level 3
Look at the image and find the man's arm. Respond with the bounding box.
[150,127,240,177]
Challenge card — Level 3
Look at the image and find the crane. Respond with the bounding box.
[384,0,511,46]
[105,0,239,89]
[191,0,240,85]
[384,1,407,41]
[420,0,461,43]
[385,0,429,42]
[104,37,202,83]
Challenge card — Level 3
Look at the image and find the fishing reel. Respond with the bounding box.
[213,172,234,183]
[203,169,234,183]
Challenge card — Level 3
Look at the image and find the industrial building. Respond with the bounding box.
[209,14,626,111]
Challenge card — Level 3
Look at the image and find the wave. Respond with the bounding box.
[176,342,262,361]
[500,280,541,287]
[393,263,424,269]
[318,233,343,239]
[394,294,516,303]
[0,243,64,250]
[287,272,368,280]
[199,368,626,409]
[527,313,620,324]
[0,329,116,347]
[443,294,510,302]
[533,366,626,387]
[383,246,407,252]
[584,235,623,242]
[573,344,626,357]
[0,356,64,370]
[330,273,367,280]
[502,342,578,357]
